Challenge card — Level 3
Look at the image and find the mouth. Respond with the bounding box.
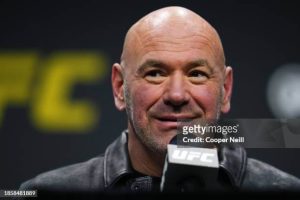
[154,115,197,130]
[157,114,197,121]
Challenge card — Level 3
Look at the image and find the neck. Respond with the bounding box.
[127,129,165,177]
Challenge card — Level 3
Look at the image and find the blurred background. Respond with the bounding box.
[1,0,300,189]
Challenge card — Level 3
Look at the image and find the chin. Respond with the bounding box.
[146,138,169,154]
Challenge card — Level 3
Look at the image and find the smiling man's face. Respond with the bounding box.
[112,7,232,154]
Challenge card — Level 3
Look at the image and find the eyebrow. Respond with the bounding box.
[137,59,213,74]
[137,60,167,74]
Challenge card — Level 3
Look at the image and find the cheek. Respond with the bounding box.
[130,84,162,116]
[191,84,221,116]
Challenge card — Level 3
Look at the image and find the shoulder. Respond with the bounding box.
[242,158,300,191]
[20,155,105,192]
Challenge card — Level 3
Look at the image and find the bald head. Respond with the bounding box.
[121,6,225,69]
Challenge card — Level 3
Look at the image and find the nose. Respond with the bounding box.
[163,73,190,109]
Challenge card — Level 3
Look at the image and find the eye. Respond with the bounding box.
[146,70,164,77]
[189,70,207,77]
[188,70,208,83]
[144,70,166,83]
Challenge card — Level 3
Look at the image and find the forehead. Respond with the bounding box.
[133,29,220,68]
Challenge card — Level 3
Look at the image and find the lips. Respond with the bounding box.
[153,115,197,130]
[157,115,196,122]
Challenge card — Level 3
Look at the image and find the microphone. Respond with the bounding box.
[160,135,221,192]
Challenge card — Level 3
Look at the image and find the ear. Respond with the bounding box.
[112,63,126,111]
[221,66,233,113]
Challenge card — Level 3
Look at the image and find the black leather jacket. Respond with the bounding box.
[20,131,300,196]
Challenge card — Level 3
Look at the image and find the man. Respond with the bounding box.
[20,6,300,195]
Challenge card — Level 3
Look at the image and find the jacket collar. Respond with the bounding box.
[104,130,247,188]
[219,144,247,187]
[104,130,134,188]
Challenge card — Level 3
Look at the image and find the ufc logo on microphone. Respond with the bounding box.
[171,149,215,163]
[167,144,219,167]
